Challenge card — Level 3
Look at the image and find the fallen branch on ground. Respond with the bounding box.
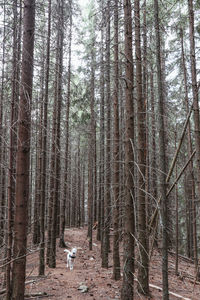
[134,278,191,300]
[169,250,194,263]
[0,278,45,295]
[24,292,49,298]
[149,282,191,300]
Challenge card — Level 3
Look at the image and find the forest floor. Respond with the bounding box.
[1,227,200,299]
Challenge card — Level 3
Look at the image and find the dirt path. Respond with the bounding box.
[24,227,200,300]
[25,228,121,300]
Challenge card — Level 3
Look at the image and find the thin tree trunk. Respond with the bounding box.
[0,0,6,248]
[98,1,105,243]
[6,0,20,297]
[49,0,64,268]
[59,0,72,247]
[12,1,35,298]
[154,0,169,298]
[175,129,179,275]
[39,0,52,275]
[134,0,149,294]
[121,1,135,299]
[112,0,120,281]
[149,66,158,234]
[180,27,196,261]
[187,0,199,274]
[81,162,85,226]
[102,0,111,268]
[88,28,96,250]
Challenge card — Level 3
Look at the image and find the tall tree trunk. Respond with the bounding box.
[81,161,85,226]
[187,0,199,274]
[88,29,96,250]
[134,0,149,294]
[174,129,179,275]
[98,0,105,243]
[149,66,158,230]
[39,0,52,275]
[180,27,196,261]
[59,0,72,247]
[12,1,35,298]
[6,0,20,297]
[49,0,64,268]
[0,0,6,248]
[102,0,111,268]
[121,1,135,299]
[112,0,120,281]
[154,0,169,298]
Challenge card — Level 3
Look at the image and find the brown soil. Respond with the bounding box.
[1,228,200,299]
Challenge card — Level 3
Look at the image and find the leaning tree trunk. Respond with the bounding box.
[121,1,135,299]
[154,0,169,299]
[11,1,35,298]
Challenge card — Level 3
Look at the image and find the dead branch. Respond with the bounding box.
[24,292,49,298]
[0,278,46,296]
[149,149,196,232]
[169,250,194,263]
[149,282,191,300]
[166,103,193,183]
[166,150,196,197]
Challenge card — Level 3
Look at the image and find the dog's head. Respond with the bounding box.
[71,247,77,257]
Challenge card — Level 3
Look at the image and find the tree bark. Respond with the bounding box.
[187,0,199,274]
[39,0,52,275]
[49,0,64,268]
[134,0,149,294]
[154,0,169,298]
[59,0,72,247]
[102,0,111,268]
[98,0,105,244]
[112,0,120,281]
[121,1,135,299]
[88,26,96,251]
[12,1,35,298]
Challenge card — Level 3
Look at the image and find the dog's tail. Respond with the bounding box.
[64,249,70,254]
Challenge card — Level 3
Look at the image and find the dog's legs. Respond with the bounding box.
[69,259,72,270]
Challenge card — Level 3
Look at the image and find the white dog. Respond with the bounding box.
[64,247,77,270]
